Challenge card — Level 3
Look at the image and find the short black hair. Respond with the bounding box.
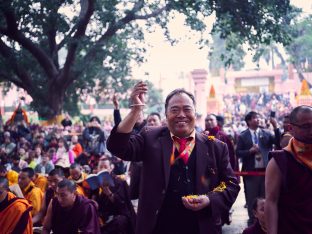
[289,105,312,124]
[148,112,161,120]
[165,89,195,113]
[0,176,9,190]
[245,111,258,126]
[69,163,80,170]
[0,165,7,173]
[21,167,35,178]
[12,155,20,161]
[205,114,217,120]
[57,179,76,193]
[48,168,65,177]
[89,116,101,124]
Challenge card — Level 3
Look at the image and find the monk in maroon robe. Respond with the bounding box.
[42,179,100,234]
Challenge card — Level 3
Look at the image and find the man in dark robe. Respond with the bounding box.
[0,176,33,234]
[95,156,136,234]
[43,179,100,234]
[32,168,65,225]
[266,105,312,233]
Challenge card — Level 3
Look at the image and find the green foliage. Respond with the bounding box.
[0,0,298,118]
[286,15,312,72]
[209,33,245,75]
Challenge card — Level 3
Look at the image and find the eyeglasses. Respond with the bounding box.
[291,122,312,129]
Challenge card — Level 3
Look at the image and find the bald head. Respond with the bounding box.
[0,176,9,190]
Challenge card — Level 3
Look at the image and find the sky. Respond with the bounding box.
[131,1,312,96]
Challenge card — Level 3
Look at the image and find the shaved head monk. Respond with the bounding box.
[42,179,100,234]
[18,167,44,217]
[0,176,33,234]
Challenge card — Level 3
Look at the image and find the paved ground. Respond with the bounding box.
[222,181,249,234]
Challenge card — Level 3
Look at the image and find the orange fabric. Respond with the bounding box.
[9,107,29,125]
[76,184,87,197]
[34,174,48,193]
[0,192,33,234]
[69,172,88,197]
[6,170,19,186]
[284,137,312,170]
[72,143,83,157]
[22,181,44,216]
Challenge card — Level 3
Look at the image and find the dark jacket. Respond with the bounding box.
[107,126,240,234]
[236,128,280,171]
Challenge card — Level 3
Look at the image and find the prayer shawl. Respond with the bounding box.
[33,174,48,193]
[22,181,43,216]
[69,172,88,197]
[284,137,312,170]
[0,192,33,234]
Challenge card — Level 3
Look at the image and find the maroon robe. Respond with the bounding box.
[242,220,266,234]
[270,150,312,234]
[51,195,100,234]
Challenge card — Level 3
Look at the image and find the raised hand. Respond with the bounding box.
[130,81,148,108]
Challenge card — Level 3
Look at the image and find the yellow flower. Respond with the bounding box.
[213,181,227,192]
[207,136,215,141]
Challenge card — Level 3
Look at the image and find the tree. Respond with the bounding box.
[0,0,296,119]
[209,33,246,76]
[286,15,312,87]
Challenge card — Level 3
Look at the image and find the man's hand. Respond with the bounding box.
[269,117,278,129]
[182,195,210,211]
[249,144,260,154]
[130,81,148,109]
[113,94,119,109]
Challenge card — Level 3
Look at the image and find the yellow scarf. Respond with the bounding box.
[284,137,312,170]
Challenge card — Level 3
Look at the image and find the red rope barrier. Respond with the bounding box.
[234,171,265,176]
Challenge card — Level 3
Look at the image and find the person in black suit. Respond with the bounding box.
[236,111,280,226]
[107,82,240,234]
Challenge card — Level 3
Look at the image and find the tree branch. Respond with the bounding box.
[0,71,25,89]
[0,38,33,90]
[75,1,167,80]
[133,5,168,20]
[1,8,58,80]
[60,0,95,87]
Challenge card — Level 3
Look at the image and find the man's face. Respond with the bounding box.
[42,155,49,164]
[254,199,265,223]
[18,172,31,189]
[283,117,291,132]
[290,110,312,144]
[35,147,41,155]
[165,93,195,137]
[48,175,64,191]
[248,114,260,129]
[147,115,161,127]
[71,136,78,144]
[69,168,81,181]
[205,115,218,129]
[98,157,112,172]
[56,187,76,208]
[19,148,26,156]
[4,137,10,144]
[0,183,7,200]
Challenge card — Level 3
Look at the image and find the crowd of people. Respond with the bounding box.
[0,81,311,234]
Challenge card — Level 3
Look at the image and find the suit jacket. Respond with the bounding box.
[236,128,280,171]
[107,126,240,234]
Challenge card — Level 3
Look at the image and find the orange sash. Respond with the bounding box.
[34,174,48,193]
[284,137,312,170]
[0,192,33,234]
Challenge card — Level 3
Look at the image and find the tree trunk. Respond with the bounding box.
[34,85,65,121]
